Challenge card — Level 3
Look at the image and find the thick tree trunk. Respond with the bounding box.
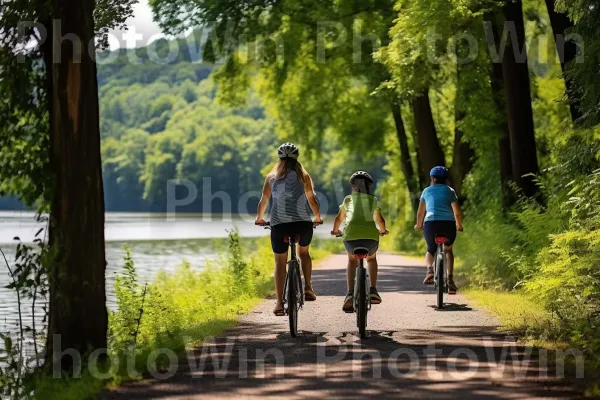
[412,91,445,182]
[46,0,108,370]
[486,12,516,208]
[500,1,540,199]
[543,0,582,123]
[391,101,419,211]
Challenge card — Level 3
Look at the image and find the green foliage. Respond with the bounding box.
[464,288,559,340]
[556,0,600,126]
[0,331,25,399]
[0,0,140,210]
[108,229,273,353]
[109,246,148,352]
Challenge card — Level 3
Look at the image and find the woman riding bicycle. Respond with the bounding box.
[331,171,388,313]
[255,143,323,316]
[414,166,464,294]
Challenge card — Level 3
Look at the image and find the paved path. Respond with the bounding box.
[102,254,580,399]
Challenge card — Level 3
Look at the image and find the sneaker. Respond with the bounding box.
[423,267,434,285]
[305,285,317,301]
[342,291,354,313]
[448,277,458,294]
[370,287,382,304]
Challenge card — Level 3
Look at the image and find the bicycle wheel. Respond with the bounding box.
[356,266,368,339]
[436,249,444,309]
[287,261,299,337]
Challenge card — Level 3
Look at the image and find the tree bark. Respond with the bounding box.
[450,41,476,203]
[46,0,108,370]
[543,0,582,124]
[412,90,446,181]
[486,12,516,208]
[492,72,515,208]
[449,115,474,203]
[391,101,419,211]
[500,1,540,199]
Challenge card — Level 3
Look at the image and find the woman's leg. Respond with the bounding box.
[298,245,312,287]
[423,222,436,283]
[444,245,454,276]
[273,252,288,311]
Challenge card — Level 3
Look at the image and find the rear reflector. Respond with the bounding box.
[434,236,447,245]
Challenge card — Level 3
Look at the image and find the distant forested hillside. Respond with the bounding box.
[97,36,385,213]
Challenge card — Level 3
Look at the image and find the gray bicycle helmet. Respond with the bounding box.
[277,142,300,159]
[350,171,374,184]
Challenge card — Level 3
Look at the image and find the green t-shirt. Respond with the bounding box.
[340,193,381,241]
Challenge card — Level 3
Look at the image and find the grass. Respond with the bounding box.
[30,234,337,400]
[463,288,564,348]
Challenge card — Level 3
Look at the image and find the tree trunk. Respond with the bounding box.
[450,41,476,202]
[543,0,582,124]
[412,91,445,181]
[486,12,516,208]
[500,0,540,199]
[46,0,108,370]
[411,129,428,190]
[449,117,474,203]
[391,101,419,212]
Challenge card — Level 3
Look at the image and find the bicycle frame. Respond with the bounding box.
[433,235,448,309]
[283,235,304,313]
[353,249,371,339]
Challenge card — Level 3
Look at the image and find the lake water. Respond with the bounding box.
[0,211,330,337]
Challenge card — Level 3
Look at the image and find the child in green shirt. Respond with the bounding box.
[331,171,388,313]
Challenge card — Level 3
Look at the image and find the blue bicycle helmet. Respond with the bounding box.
[430,166,449,178]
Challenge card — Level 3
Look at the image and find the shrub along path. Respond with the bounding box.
[101,254,582,399]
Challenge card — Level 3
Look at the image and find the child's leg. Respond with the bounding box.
[366,253,378,288]
[346,253,358,291]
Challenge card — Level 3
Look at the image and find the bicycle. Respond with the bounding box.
[258,221,320,337]
[433,234,449,309]
[333,231,387,339]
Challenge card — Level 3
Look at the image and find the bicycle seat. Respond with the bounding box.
[434,234,448,245]
[283,235,301,244]
[353,247,370,259]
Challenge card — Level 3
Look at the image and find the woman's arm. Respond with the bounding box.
[303,173,323,224]
[255,176,272,225]
[452,202,464,231]
[331,208,345,235]
[414,200,426,230]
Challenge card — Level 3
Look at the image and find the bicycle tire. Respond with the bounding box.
[287,261,299,337]
[436,249,444,309]
[356,267,368,339]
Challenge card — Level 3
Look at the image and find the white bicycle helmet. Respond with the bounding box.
[277,142,300,159]
[350,171,374,184]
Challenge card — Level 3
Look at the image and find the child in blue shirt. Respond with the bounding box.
[414,166,464,294]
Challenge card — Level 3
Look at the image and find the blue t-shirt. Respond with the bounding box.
[420,184,458,222]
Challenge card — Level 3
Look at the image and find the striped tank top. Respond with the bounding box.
[269,170,313,226]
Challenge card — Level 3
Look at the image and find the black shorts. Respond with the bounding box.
[270,221,314,254]
[423,221,457,255]
[344,239,379,256]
